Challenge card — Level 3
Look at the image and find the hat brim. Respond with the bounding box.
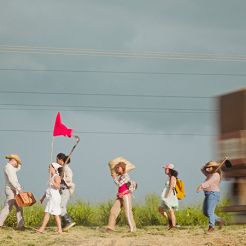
[5,155,22,164]
[108,156,135,173]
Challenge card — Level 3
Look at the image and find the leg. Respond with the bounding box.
[168,208,176,228]
[37,212,50,232]
[12,198,24,229]
[159,205,170,226]
[60,189,75,231]
[107,199,122,231]
[122,194,136,232]
[55,215,62,233]
[0,188,15,227]
[203,192,220,229]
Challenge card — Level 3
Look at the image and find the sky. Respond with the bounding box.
[0,0,246,206]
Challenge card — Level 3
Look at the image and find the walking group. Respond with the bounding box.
[0,153,225,234]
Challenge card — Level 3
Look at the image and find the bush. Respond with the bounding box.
[0,194,231,227]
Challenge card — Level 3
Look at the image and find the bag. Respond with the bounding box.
[16,192,36,207]
[175,178,185,200]
[127,180,138,193]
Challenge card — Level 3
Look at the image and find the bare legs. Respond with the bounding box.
[37,212,62,233]
[159,207,176,229]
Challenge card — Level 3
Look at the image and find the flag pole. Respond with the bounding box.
[51,136,55,163]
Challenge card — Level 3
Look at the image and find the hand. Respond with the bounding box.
[111,172,117,178]
[40,197,44,204]
[196,185,202,193]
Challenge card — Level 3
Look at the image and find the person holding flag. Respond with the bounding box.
[52,112,79,231]
[56,153,76,231]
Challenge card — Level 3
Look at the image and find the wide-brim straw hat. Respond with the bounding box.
[108,156,136,173]
[205,161,220,168]
[5,154,22,164]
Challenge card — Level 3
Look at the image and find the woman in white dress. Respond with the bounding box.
[158,163,178,230]
[37,162,62,233]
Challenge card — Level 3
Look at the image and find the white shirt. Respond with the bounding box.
[4,162,22,191]
[63,165,75,194]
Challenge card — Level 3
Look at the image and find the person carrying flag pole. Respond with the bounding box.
[51,112,79,231]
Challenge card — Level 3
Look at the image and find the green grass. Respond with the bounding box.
[1,194,231,228]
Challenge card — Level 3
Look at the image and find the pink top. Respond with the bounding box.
[118,183,129,194]
[201,172,221,192]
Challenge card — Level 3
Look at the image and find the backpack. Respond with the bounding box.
[127,180,138,193]
[175,178,185,200]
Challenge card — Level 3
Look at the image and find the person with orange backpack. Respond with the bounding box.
[158,163,179,230]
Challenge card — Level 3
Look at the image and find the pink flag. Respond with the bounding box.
[53,112,73,138]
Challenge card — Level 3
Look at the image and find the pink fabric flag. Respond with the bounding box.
[53,112,73,137]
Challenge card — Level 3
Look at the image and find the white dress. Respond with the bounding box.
[45,174,61,216]
[160,180,179,210]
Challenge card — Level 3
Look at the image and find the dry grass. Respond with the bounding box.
[0,225,246,246]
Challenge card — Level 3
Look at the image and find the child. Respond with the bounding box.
[37,162,62,233]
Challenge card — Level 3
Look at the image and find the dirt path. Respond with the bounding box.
[0,225,246,246]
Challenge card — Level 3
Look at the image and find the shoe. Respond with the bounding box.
[63,222,76,232]
[17,226,25,231]
[218,220,225,229]
[168,226,177,230]
[208,226,214,232]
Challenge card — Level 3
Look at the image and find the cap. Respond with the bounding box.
[163,163,175,169]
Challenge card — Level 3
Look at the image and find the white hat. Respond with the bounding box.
[163,163,175,169]
[51,162,62,171]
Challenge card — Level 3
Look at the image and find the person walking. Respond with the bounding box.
[37,162,63,234]
[106,162,136,233]
[196,161,225,232]
[158,163,178,230]
[0,154,24,230]
[56,153,76,231]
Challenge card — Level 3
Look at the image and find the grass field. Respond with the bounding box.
[0,225,246,246]
[0,194,243,245]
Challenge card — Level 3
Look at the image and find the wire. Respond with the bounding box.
[0,103,217,113]
[0,44,246,61]
[0,90,213,99]
[0,129,215,136]
[0,68,246,77]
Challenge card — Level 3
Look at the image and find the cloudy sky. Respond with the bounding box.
[0,0,246,206]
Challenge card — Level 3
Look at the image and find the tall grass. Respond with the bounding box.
[1,194,231,228]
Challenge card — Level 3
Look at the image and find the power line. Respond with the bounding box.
[0,44,246,62]
[0,129,215,136]
[0,107,216,114]
[0,90,212,99]
[0,68,246,77]
[0,103,217,113]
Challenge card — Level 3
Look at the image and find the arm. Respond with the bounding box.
[166,176,176,198]
[5,165,22,192]
[113,173,130,186]
[63,165,73,187]
[53,175,61,190]
[196,173,220,192]
[40,193,46,204]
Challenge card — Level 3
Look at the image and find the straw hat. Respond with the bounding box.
[5,154,22,165]
[108,156,135,173]
[205,161,220,168]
